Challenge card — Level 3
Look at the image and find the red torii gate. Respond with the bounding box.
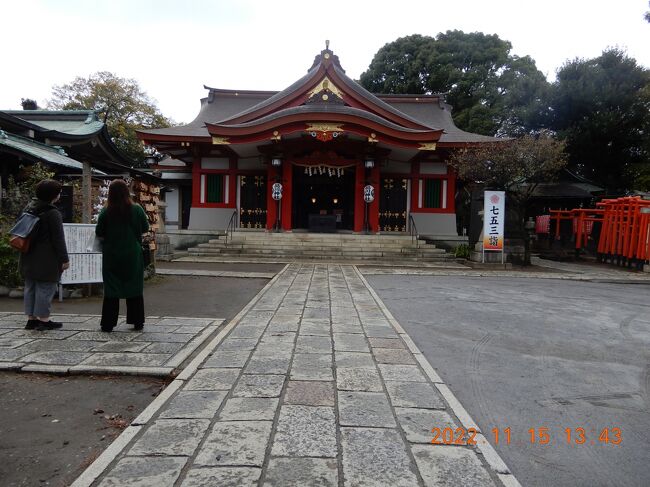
[547,197,650,269]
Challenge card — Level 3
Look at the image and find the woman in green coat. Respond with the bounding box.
[96,179,149,332]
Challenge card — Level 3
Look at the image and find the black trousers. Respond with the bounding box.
[101,296,144,328]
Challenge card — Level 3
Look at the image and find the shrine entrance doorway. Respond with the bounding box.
[291,164,355,231]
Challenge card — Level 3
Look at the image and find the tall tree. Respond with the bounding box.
[449,133,567,264]
[20,98,39,110]
[360,32,550,136]
[48,72,173,165]
[550,49,650,193]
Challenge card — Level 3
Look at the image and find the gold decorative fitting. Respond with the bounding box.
[307,77,345,99]
[418,142,437,151]
[271,130,281,141]
[211,136,230,145]
[305,123,344,142]
[306,123,343,132]
[368,133,378,143]
[324,53,330,59]
[322,94,329,101]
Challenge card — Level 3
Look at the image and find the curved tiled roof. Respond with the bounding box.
[215,68,318,124]
[208,104,441,136]
[3,110,105,137]
[330,64,439,130]
[140,49,502,145]
[383,100,500,143]
[0,129,83,169]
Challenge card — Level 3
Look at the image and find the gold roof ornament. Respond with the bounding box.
[306,123,344,133]
[308,77,345,100]
[306,123,344,142]
[418,142,437,151]
[211,136,230,145]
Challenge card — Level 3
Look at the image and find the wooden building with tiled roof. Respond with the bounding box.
[0,109,157,222]
[139,46,499,235]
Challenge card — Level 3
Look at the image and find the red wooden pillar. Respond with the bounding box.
[354,162,364,232]
[191,155,201,207]
[369,165,380,232]
[410,162,420,214]
[446,167,456,212]
[228,157,237,208]
[281,162,293,231]
[266,164,276,230]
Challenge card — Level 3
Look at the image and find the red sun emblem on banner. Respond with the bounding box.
[490,194,500,204]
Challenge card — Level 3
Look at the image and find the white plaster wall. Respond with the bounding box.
[382,160,411,174]
[164,188,180,230]
[410,213,458,236]
[188,207,237,230]
[238,158,265,170]
[201,157,230,170]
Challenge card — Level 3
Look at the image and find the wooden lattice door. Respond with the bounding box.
[379,177,408,231]
[239,175,267,228]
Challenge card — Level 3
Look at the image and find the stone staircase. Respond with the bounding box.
[185,231,455,263]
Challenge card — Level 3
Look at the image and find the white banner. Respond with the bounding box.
[483,191,505,251]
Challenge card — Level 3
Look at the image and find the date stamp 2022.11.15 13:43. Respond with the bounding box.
[431,427,622,446]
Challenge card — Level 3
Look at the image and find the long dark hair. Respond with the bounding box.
[106,179,132,221]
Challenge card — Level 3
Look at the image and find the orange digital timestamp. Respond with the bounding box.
[431,427,622,446]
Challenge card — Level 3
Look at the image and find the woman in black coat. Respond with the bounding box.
[19,179,70,330]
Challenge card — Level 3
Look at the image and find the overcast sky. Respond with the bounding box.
[2,0,648,124]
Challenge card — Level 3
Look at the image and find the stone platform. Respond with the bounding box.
[0,314,223,376]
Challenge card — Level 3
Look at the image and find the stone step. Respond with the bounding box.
[214,238,427,246]
[190,245,445,254]
[186,249,453,260]
[187,231,452,262]
[185,253,453,262]
[199,242,438,251]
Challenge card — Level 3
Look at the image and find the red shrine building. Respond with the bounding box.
[139,46,497,235]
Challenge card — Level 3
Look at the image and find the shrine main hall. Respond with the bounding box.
[139,46,496,236]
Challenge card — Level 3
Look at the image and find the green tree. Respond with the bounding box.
[360,32,550,136]
[48,72,173,165]
[449,133,567,264]
[550,49,650,193]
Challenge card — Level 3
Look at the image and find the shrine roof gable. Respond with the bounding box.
[216,47,436,131]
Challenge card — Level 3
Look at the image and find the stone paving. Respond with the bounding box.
[0,313,223,376]
[360,258,650,282]
[73,263,518,487]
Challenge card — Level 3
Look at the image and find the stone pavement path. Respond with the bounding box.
[361,258,650,283]
[74,264,518,487]
[0,313,223,376]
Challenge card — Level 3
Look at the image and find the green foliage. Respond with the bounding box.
[1,163,56,220]
[0,232,21,288]
[48,72,174,166]
[359,32,550,136]
[550,49,650,193]
[449,133,567,193]
[450,133,567,265]
[453,244,470,259]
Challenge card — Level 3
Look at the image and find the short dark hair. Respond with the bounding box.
[35,179,62,202]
